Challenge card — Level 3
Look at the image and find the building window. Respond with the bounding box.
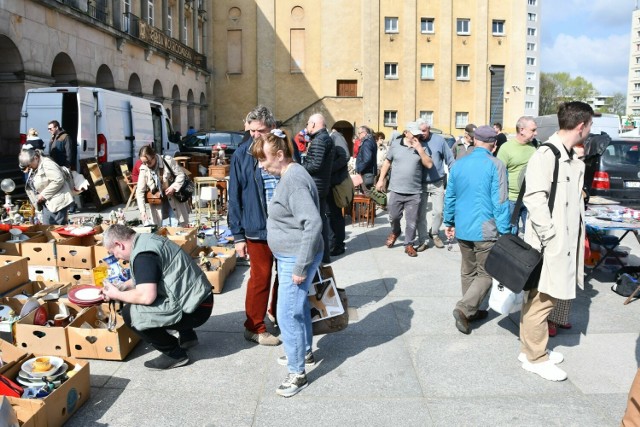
[385,17,399,33]
[528,13,537,21]
[526,86,535,95]
[525,101,534,109]
[421,18,435,34]
[456,19,470,35]
[167,7,172,37]
[456,65,469,80]
[419,111,434,125]
[634,109,640,114]
[527,71,536,80]
[526,57,536,66]
[527,42,536,51]
[290,29,305,73]
[183,15,187,42]
[384,111,398,126]
[455,112,469,128]
[420,63,434,80]
[147,0,154,26]
[527,28,536,36]
[492,20,505,35]
[635,83,640,90]
[636,70,640,78]
[384,63,399,79]
[528,0,537,5]
[636,57,640,65]
[634,96,640,103]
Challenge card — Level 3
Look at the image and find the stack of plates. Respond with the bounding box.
[17,356,67,388]
[68,285,104,307]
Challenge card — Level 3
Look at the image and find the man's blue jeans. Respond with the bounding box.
[509,200,528,234]
[275,251,323,374]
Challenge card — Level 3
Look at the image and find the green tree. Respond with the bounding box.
[538,72,598,115]
[609,92,627,117]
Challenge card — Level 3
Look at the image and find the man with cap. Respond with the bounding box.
[376,122,433,257]
[443,125,510,334]
[452,124,477,160]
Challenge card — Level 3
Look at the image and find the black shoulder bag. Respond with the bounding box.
[162,157,194,203]
[485,143,561,293]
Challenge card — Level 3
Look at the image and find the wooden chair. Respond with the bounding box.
[351,193,376,227]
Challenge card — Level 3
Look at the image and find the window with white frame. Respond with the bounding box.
[183,15,188,42]
[527,28,536,36]
[492,20,505,35]
[527,42,536,51]
[419,111,434,125]
[636,57,640,65]
[526,86,535,95]
[456,19,470,35]
[455,112,469,128]
[456,65,469,80]
[167,6,172,37]
[527,71,536,80]
[635,83,640,90]
[634,96,640,103]
[385,17,399,33]
[636,70,640,78]
[528,13,536,21]
[384,111,398,126]
[527,57,536,66]
[122,0,131,32]
[147,0,154,26]
[421,18,435,34]
[420,63,434,80]
[528,0,536,5]
[384,63,398,79]
[525,101,534,109]
[634,109,640,115]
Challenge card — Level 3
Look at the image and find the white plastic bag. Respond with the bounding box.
[489,279,524,314]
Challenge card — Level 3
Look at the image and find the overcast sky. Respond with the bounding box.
[540,0,634,96]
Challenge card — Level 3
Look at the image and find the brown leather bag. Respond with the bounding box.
[145,190,163,205]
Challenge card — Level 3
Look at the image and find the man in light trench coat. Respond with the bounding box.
[518,101,592,382]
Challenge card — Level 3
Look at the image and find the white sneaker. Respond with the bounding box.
[521,360,567,381]
[518,350,563,365]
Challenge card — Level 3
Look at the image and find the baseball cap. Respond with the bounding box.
[473,125,498,143]
[404,122,421,136]
[465,124,477,136]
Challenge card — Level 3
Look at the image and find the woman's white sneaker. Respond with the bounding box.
[521,360,568,381]
[518,350,564,364]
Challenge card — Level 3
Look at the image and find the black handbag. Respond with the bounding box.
[163,157,194,203]
[485,143,561,293]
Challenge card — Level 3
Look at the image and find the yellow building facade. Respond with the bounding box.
[210,0,532,141]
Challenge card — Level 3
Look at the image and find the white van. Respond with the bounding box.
[19,87,180,175]
[534,113,621,143]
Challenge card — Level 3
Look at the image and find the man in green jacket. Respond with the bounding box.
[102,225,213,370]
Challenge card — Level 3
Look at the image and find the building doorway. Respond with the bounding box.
[332,119,354,156]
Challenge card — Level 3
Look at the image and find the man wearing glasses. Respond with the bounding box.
[452,123,477,160]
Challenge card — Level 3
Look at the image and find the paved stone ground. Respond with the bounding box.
[64,205,640,427]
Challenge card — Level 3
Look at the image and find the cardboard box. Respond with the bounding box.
[0,338,30,375]
[0,255,29,295]
[5,356,90,427]
[0,232,44,256]
[3,281,70,301]
[8,397,45,427]
[56,236,99,269]
[191,246,237,293]
[157,227,197,254]
[21,231,64,266]
[67,305,139,360]
[28,265,60,282]
[58,268,95,286]
[15,301,79,357]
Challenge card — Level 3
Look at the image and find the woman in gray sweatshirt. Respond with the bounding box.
[251,130,323,398]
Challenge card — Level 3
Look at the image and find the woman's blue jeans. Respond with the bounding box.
[275,251,323,374]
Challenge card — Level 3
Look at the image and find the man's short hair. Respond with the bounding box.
[557,101,594,131]
[358,126,372,136]
[246,105,277,129]
[492,122,502,131]
[515,116,535,133]
[48,120,60,128]
[416,118,430,128]
[103,224,136,250]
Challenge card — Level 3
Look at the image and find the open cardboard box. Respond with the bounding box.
[4,281,70,301]
[15,301,79,357]
[57,267,96,287]
[0,232,44,256]
[67,305,139,360]
[4,355,90,427]
[7,396,45,427]
[0,255,29,296]
[28,265,60,283]
[157,227,197,254]
[190,246,237,293]
[21,229,69,266]
[56,236,100,269]
[0,338,30,376]
[0,298,27,344]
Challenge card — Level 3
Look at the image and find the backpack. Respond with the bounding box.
[612,274,639,297]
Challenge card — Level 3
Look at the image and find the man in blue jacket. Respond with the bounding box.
[355,126,377,190]
[443,125,511,334]
[228,105,281,346]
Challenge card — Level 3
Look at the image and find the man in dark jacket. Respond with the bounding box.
[304,113,334,264]
[228,105,281,346]
[47,120,75,170]
[328,126,350,256]
[355,126,377,189]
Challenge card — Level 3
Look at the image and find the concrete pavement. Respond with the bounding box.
[65,206,640,426]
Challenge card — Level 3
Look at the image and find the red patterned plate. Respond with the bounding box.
[68,285,104,307]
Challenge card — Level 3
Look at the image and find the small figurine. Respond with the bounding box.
[116,208,126,224]
[198,251,211,272]
[109,210,117,225]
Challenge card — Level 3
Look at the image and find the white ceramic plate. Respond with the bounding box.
[18,363,68,381]
[74,287,102,301]
[21,356,64,378]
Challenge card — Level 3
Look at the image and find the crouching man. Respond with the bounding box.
[101,224,214,370]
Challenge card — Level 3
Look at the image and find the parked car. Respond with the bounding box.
[178,131,245,157]
[585,134,640,207]
[430,128,456,148]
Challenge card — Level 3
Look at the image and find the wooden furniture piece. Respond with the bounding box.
[351,194,375,227]
[193,177,228,225]
[80,159,112,210]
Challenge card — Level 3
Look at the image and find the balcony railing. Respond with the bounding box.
[122,12,140,38]
[87,2,108,23]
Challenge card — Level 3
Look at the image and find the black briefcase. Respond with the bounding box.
[485,234,542,293]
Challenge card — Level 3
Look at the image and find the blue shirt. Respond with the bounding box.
[421,133,455,183]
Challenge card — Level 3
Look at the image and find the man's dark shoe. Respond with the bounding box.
[453,309,471,334]
[415,243,429,252]
[405,245,418,257]
[330,246,345,256]
[179,331,199,349]
[144,353,190,370]
[468,310,488,322]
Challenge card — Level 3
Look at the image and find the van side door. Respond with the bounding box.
[130,97,155,160]
[77,87,97,169]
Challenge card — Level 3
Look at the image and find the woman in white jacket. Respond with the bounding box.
[135,145,190,226]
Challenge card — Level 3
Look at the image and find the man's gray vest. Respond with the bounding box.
[128,233,212,330]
